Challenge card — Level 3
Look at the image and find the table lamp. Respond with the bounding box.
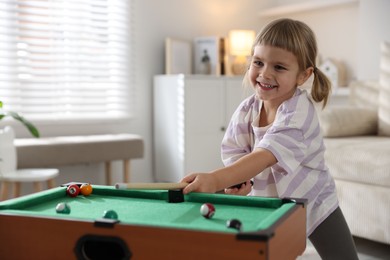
[229,30,255,75]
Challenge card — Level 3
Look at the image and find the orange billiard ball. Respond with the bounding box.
[80,183,93,196]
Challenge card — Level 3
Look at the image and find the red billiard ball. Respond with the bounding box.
[66,184,80,197]
[80,183,93,196]
[200,203,215,219]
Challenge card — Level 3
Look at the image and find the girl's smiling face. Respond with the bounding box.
[248,44,311,106]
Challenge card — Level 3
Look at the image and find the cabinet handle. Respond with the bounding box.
[220,127,226,131]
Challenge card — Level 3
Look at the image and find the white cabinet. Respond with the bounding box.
[153,75,250,182]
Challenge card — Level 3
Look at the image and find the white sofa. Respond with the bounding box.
[320,80,390,245]
[319,41,390,245]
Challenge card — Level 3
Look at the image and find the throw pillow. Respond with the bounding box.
[378,41,390,136]
[319,106,377,137]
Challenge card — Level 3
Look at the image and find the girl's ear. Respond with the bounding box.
[297,67,314,86]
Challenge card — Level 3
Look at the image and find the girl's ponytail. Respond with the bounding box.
[311,67,332,108]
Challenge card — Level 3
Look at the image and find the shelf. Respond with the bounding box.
[258,0,358,17]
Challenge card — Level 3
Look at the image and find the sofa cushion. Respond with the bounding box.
[349,80,379,109]
[324,137,390,187]
[335,179,390,244]
[378,41,390,136]
[319,106,377,137]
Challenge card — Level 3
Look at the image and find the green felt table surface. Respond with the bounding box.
[0,185,295,234]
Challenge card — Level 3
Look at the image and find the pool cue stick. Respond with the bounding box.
[115,182,189,190]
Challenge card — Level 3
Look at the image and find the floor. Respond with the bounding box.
[298,237,390,260]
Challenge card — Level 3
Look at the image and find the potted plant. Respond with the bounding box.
[0,100,39,138]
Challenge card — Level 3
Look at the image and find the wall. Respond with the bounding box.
[259,0,359,84]
[260,0,390,81]
[357,0,390,80]
[131,0,267,183]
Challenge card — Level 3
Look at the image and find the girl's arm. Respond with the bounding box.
[181,148,277,194]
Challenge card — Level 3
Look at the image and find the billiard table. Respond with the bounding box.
[0,184,306,260]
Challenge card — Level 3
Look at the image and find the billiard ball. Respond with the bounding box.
[102,210,118,220]
[80,183,93,196]
[200,203,215,219]
[226,219,242,231]
[66,184,80,197]
[55,202,71,214]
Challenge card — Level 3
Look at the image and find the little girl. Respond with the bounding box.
[181,18,358,259]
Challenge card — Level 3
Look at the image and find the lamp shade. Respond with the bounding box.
[229,30,255,57]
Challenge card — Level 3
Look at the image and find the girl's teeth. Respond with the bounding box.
[261,83,274,88]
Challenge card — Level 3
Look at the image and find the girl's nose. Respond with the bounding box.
[259,66,272,80]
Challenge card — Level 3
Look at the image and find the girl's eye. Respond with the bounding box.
[275,65,286,71]
[253,60,263,67]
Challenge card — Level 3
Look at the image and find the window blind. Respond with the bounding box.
[0,0,131,121]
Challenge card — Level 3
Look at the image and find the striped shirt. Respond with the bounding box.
[221,88,338,236]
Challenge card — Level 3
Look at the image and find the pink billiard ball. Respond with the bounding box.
[66,184,80,197]
[200,203,215,219]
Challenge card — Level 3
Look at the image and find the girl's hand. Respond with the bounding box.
[181,173,218,194]
[224,180,253,196]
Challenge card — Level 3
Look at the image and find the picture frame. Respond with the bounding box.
[193,36,226,75]
[165,38,192,74]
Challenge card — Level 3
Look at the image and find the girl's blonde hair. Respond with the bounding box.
[252,18,331,107]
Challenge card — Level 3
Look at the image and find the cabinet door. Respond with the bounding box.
[154,76,185,182]
[153,76,252,182]
[184,78,225,173]
[225,78,252,126]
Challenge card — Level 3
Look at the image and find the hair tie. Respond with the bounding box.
[313,67,318,73]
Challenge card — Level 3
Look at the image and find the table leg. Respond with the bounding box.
[13,183,21,198]
[123,159,130,183]
[105,161,112,185]
[47,179,56,189]
[33,182,42,193]
[0,181,10,201]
